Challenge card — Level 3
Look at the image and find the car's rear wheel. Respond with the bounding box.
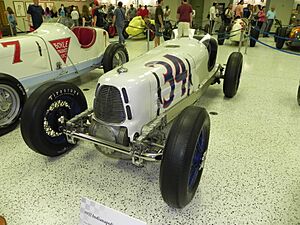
[223,52,243,98]
[250,27,259,47]
[160,106,210,208]
[218,24,226,45]
[102,43,129,73]
[276,27,287,49]
[0,74,26,136]
[21,81,87,156]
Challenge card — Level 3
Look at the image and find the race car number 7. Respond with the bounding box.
[1,40,22,64]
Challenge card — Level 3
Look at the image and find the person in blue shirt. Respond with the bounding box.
[263,6,276,37]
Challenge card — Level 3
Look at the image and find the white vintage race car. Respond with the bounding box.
[218,18,259,47]
[20,32,243,208]
[0,23,129,136]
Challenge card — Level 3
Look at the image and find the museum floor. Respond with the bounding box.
[0,36,299,225]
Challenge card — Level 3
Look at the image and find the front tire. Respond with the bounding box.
[223,52,243,98]
[21,81,87,156]
[160,106,210,208]
[102,43,129,73]
[0,74,26,136]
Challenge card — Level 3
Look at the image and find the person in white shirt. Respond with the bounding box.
[209,2,218,34]
[71,7,79,26]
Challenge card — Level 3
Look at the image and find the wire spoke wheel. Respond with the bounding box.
[0,84,20,127]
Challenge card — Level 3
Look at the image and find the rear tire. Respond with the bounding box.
[102,43,129,73]
[160,106,210,208]
[250,27,259,47]
[21,81,87,156]
[276,27,287,49]
[0,74,26,136]
[223,52,243,98]
[218,24,226,45]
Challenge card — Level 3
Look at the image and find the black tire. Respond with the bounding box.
[203,38,218,72]
[160,106,210,208]
[297,85,300,106]
[274,27,280,42]
[163,21,173,41]
[223,52,243,98]
[0,74,26,136]
[218,24,226,45]
[276,27,287,49]
[250,27,259,47]
[102,43,129,73]
[20,81,87,156]
[204,24,210,34]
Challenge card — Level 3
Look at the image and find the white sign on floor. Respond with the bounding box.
[79,197,147,225]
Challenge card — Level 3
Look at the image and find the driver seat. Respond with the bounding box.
[72,27,96,49]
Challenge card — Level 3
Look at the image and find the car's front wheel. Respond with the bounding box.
[0,74,26,136]
[160,106,210,208]
[21,81,87,156]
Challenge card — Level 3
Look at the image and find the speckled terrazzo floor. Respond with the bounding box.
[0,36,300,225]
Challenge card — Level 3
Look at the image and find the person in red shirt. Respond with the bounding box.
[140,5,149,18]
[177,0,193,37]
[137,5,142,16]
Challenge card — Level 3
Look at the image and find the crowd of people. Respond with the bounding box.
[209,0,277,36]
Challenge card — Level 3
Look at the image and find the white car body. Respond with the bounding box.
[95,35,216,140]
[0,23,109,94]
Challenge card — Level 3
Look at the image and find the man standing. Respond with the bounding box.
[127,4,136,21]
[27,0,44,30]
[264,6,276,37]
[93,5,106,28]
[112,1,126,44]
[177,0,193,38]
[154,0,164,47]
[71,7,79,26]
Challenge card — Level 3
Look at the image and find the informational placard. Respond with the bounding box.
[79,197,147,225]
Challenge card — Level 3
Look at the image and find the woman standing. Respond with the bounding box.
[6,7,17,36]
[82,5,92,26]
[257,6,266,29]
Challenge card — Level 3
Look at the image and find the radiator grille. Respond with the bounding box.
[94,85,126,123]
